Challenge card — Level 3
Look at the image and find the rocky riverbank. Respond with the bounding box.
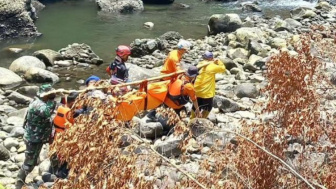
[1,1,336,188]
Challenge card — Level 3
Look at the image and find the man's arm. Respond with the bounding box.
[209,59,226,74]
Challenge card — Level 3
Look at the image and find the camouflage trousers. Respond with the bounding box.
[22,141,43,173]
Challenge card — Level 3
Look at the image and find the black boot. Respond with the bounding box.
[15,168,27,189]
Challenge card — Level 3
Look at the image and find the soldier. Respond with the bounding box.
[15,84,56,189]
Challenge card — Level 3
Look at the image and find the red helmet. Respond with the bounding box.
[116,45,131,57]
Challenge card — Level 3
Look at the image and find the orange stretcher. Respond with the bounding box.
[114,80,170,121]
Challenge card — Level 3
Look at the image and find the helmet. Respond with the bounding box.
[177,39,191,50]
[203,51,213,60]
[116,45,131,57]
[186,66,199,78]
[85,75,100,86]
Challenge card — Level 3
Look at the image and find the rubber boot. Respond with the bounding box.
[15,168,27,189]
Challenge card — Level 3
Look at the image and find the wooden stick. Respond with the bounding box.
[40,61,214,97]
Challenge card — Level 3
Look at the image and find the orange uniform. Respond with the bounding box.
[161,50,183,74]
[53,106,74,135]
[164,77,197,109]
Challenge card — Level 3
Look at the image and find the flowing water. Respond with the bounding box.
[0,0,318,88]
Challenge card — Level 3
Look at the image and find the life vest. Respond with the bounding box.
[53,106,72,134]
[167,79,189,106]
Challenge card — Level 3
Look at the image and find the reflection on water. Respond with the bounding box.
[0,0,317,88]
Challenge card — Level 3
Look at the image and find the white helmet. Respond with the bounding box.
[177,39,191,50]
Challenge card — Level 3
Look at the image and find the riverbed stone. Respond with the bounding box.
[9,56,46,74]
[0,0,39,40]
[32,0,45,13]
[33,49,62,66]
[139,121,163,139]
[7,91,33,105]
[213,96,241,113]
[0,68,23,88]
[17,86,39,97]
[235,27,265,46]
[235,83,259,98]
[96,0,144,13]
[269,37,287,49]
[291,7,317,20]
[154,136,183,157]
[3,137,19,150]
[144,22,154,29]
[59,43,103,65]
[6,116,24,127]
[8,108,27,119]
[208,14,242,35]
[24,67,60,83]
[228,48,249,60]
[159,31,183,41]
[0,105,17,114]
[242,2,262,12]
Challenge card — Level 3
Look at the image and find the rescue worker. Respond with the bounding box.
[191,51,226,119]
[51,92,79,179]
[85,75,101,87]
[106,45,131,84]
[161,39,191,77]
[15,84,56,189]
[163,66,201,117]
[53,92,79,136]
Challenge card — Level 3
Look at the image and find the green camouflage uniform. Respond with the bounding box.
[16,84,55,189]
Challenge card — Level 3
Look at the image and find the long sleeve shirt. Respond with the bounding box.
[194,60,226,98]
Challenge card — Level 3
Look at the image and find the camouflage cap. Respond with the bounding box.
[37,84,54,97]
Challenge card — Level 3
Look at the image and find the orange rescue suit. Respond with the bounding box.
[53,106,73,134]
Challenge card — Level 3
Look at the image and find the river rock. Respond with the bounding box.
[144,22,154,29]
[159,31,183,41]
[213,96,241,113]
[17,86,39,97]
[235,27,265,46]
[248,40,270,57]
[6,116,24,127]
[0,144,10,161]
[0,0,39,40]
[24,67,60,83]
[33,49,62,66]
[188,118,214,137]
[316,1,332,10]
[154,136,182,157]
[126,63,159,81]
[0,105,17,114]
[130,38,166,57]
[7,91,33,105]
[228,48,249,60]
[242,2,262,12]
[14,153,25,163]
[32,0,45,13]
[139,121,163,139]
[0,67,23,88]
[9,56,46,74]
[3,138,19,150]
[8,108,27,119]
[208,14,242,35]
[9,127,25,137]
[248,54,263,65]
[269,37,287,49]
[273,18,291,32]
[235,83,259,98]
[284,18,302,29]
[59,43,103,65]
[291,7,317,20]
[96,0,144,13]
[39,159,51,174]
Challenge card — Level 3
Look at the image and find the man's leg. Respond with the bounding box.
[15,141,43,189]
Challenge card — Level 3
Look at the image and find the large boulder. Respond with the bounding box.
[0,67,23,88]
[24,67,59,83]
[154,136,183,157]
[159,31,183,41]
[126,63,160,81]
[96,0,144,13]
[138,121,163,139]
[208,14,242,35]
[235,83,259,98]
[33,49,62,66]
[235,27,266,46]
[7,91,33,104]
[228,48,249,60]
[59,43,103,65]
[9,56,46,74]
[130,38,166,57]
[0,0,39,40]
[290,7,317,20]
[213,96,241,113]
